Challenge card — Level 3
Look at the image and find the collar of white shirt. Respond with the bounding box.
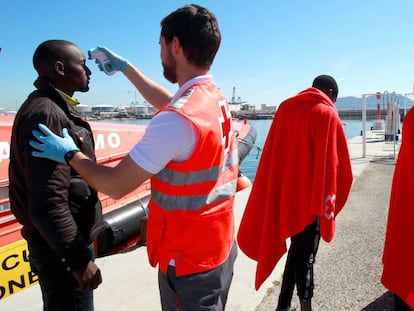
[170,75,212,104]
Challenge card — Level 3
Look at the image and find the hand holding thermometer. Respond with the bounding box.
[88,48,116,76]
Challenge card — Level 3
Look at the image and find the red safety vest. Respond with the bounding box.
[146,80,238,276]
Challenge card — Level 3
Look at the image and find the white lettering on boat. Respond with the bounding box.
[0,142,10,163]
[94,133,121,150]
[0,132,122,163]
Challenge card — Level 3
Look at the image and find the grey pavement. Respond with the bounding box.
[0,130,400,310]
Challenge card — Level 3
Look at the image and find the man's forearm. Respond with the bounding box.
[124,63,173,110]
[68,151,152,200]
[68,152,121,197]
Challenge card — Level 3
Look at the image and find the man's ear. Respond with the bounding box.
[55,61,65,76]
[171,36,181,55]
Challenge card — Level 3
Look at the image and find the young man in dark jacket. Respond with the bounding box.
[9,39,104,310]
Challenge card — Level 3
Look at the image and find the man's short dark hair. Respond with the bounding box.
[33,40,75,75]
[160,4,221,69]
[312,74,338,101]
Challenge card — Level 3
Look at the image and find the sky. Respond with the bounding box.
[2,0,414,111]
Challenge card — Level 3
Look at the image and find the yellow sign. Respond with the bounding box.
[0,240,38,300]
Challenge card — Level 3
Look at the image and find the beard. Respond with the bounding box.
[162,50,177,83]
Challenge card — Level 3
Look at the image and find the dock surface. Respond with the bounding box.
[0,130,400,310]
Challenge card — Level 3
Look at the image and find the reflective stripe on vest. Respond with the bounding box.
[155,148,238,185]
[152,178,236,211]
[169,88,193,109]
[152,149,238,210]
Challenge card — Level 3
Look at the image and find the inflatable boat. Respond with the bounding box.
[0,116,256,300]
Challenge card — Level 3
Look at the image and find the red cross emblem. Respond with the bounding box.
[324,194,336,220]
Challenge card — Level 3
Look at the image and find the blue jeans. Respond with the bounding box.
[29,243,94,311]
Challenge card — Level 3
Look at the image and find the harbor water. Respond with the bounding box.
[239,119,369,181]
[98,118,372,182]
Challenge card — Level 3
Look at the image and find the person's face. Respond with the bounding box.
[61,45,91,94]
[329,90,338,103]
[160,36,177,83]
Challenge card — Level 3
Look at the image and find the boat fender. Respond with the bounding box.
[237,125,258,164]
[236,172,252,192]
[95,196,149,257]
[235,123,259,190]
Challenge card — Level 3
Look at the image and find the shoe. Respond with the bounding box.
[276,302,297,311]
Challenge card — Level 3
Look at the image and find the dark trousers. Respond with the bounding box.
[158,241,237,311]
[29,243,94,311]
[394,293,413,311]
[277,218,320,309]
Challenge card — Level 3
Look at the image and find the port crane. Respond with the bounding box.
[230,87,247,105]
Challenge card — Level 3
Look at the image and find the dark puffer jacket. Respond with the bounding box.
[9,77,104,272]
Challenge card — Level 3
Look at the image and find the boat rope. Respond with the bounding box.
[237,137,262,159]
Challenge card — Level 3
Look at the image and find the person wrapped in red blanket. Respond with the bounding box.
[237,75,353,311]
[381,106,414,310]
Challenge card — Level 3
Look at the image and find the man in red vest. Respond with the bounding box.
[30,5,238,311]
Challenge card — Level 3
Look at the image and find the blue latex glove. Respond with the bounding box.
[92,46,128,73]
[30,124,79,164]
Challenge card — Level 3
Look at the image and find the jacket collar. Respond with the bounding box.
[33,77,79,116]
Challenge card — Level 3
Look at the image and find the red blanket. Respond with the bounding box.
[237,87,353,290]
[382,107,414,308]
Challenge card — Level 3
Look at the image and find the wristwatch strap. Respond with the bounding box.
[64,150,80,164]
